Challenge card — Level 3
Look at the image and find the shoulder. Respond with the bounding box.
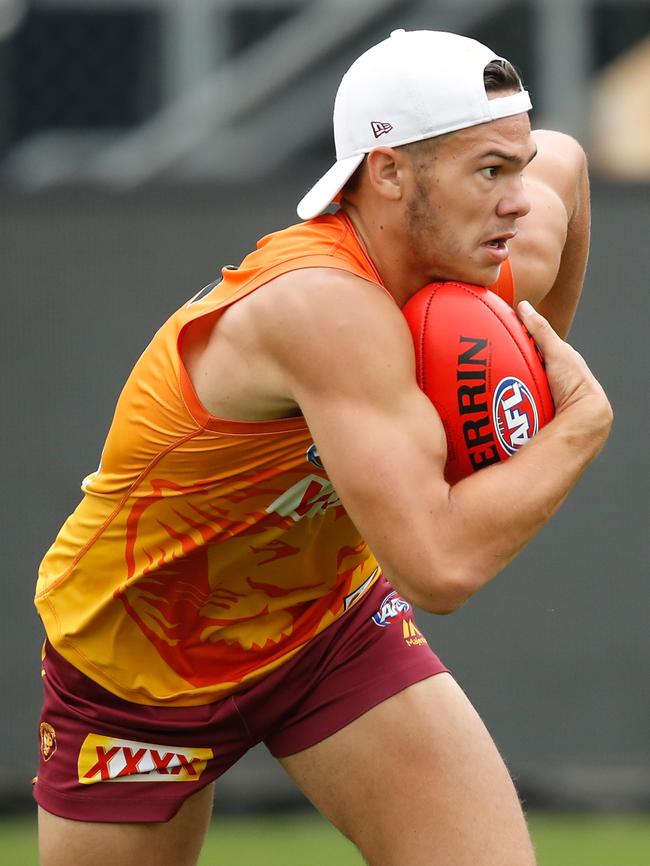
[246,268,414,386]
[183,265,415,422]
[190,266,415,418]
[530,129,587,171]
[254,267,397,325]
[528,130,588,217]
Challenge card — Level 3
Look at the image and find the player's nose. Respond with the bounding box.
[498,178,531,219]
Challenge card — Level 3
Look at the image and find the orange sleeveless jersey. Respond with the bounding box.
[36,211,515,706]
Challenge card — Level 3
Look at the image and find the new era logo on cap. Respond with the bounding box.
[371,121,393,138]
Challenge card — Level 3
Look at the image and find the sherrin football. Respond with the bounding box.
[403,282,555,485]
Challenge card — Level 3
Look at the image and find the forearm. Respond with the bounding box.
[435,402,605,605]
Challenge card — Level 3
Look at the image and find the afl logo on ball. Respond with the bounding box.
[493,377,539,455]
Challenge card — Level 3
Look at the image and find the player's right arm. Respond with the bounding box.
[241,268,612,613]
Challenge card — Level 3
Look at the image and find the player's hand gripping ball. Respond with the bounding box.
[403,282,555,484]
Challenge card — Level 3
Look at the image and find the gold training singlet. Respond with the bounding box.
[36,212,516,706]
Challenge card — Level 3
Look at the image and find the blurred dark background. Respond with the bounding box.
[1,0,649,815]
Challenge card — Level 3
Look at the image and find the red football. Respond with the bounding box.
[403,282,555,484]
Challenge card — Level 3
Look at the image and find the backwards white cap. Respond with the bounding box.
[297,29,532,221]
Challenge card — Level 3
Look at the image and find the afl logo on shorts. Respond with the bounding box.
[372,591,411,627]
[493,376,539,455]
[40,722,57,762]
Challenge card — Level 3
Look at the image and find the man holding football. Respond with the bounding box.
[35,29,611,866]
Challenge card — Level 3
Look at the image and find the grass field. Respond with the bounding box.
[2,811,649,865]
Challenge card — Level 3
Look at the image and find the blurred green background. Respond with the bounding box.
[3,811,650,866]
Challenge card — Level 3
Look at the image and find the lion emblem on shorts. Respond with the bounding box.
[40,722,57,761]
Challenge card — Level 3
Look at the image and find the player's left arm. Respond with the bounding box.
[509,129,590,338]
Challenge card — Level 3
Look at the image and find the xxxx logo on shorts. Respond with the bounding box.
[77,734,213,784]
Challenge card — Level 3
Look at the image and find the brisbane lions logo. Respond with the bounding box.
[40,722,57,762]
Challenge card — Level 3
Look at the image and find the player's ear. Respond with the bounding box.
[366,147,404,202]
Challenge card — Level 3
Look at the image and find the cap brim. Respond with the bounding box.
[297,154,365,221]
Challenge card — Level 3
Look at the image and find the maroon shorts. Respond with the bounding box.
[34,576,447,823]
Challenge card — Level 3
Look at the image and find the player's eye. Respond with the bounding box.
[480,166,500,180]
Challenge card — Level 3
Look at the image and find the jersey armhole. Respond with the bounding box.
[175,254,387,434]
[176,311,308,436]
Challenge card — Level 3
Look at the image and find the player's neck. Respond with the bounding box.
[342,203,425,308]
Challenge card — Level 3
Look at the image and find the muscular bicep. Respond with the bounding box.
[298,373,449,580]
[261,269,452,595]
[296,343,449,534]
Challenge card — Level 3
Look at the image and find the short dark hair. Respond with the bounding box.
[341,59,525,199]
[482,58,523,95]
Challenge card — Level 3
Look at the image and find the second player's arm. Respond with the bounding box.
[259,269,611,614]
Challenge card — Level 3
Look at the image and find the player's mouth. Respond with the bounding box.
[481,232,515,263]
